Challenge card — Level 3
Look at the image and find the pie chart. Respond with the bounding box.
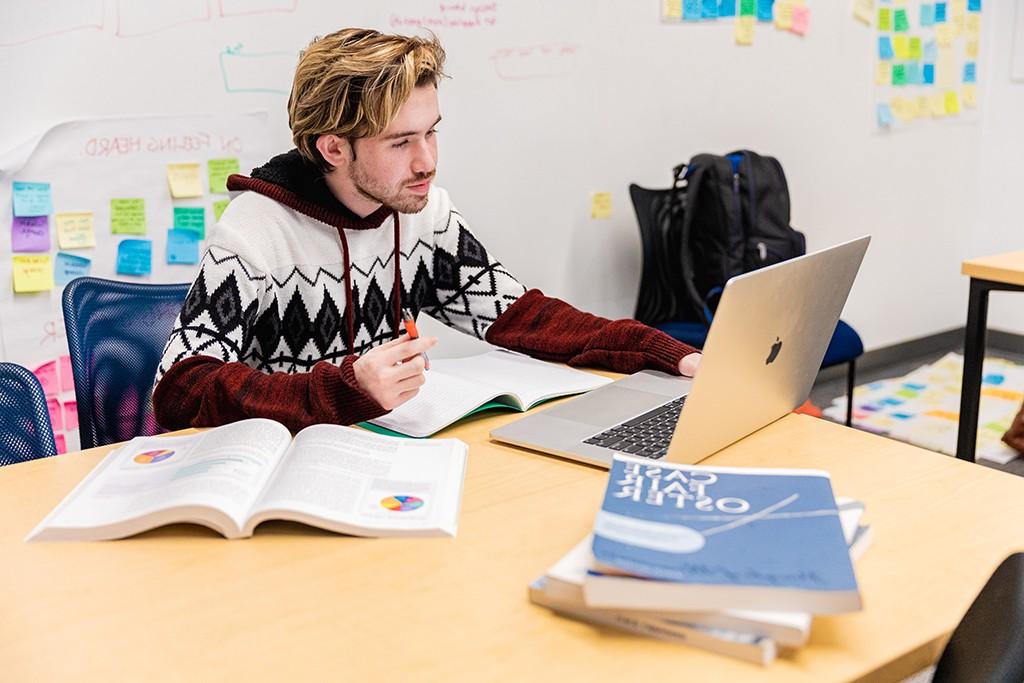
[133,449,175,464]
[380,495,424,512]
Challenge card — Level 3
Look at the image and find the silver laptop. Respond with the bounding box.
[490,236,870,468]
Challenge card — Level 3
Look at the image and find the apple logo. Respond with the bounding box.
[765,337,782,365]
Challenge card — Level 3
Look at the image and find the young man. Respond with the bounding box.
[152,29,701,432]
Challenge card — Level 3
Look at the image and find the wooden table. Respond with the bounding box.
[957,250,1024,461]
[4,411,1024,681]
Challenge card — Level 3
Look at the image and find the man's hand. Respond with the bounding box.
[353,335,437,410]
[678,352,702,378]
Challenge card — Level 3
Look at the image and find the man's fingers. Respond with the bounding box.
[378,336,437,364]
[389,355,427,381]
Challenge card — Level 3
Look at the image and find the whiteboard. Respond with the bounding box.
[1013,0,1024,81]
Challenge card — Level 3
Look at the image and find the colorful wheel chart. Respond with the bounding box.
[380,495,424,512]
[133,449,176,464]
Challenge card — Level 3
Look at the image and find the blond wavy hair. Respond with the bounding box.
[288,29,446,172]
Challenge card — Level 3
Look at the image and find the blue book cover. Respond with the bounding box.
[589,455,860,613]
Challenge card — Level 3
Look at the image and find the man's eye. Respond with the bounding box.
[427,128,438,138]
[392,140,409,148]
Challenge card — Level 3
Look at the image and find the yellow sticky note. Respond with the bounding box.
[944,90,961,115]
[891,97,913,122]
[775,1,793,29]
[12,255,53,293]
[893,36,909,59]
[936,24,953,47]
[735,16,755,45]
[853,0,874,25]
[915,96,929,118]
[876,60,892,85]
[937,50,956,87]
[967,14,980,37]
[590,192,612,219]
[167,163,203,199]
[929,93,946,117]
[55,212,95,249]
[662,0,682,20]
[966,38,979,58]
[962,84,977,108]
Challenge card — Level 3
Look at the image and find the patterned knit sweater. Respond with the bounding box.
[152,151,698,431]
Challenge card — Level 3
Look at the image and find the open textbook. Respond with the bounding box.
[27,419,468,542]
[366,349,612,438]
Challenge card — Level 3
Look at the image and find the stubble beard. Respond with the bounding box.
[350,161,432,215]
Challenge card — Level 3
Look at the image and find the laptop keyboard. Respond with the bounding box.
[582,396,687,459]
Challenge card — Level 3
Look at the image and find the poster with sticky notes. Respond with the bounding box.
[208,158,240,194]
[662,0,808,41]
[116,239,152,276]
[11,215,50,252]
[166,229,200,265]
[12,254,53,293]
[110,198,147,235]
[167,163,203,198]
[12,181,53,217]
[55,212,96,249]
[868,0,982,130]
[54,252,92,286]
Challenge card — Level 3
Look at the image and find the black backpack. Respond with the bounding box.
[633,150,806,326]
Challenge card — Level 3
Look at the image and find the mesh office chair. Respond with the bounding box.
[630,183,864,426]
[0,362,58,466]
[62,277,191,449]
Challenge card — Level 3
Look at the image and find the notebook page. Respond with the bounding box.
[369,368,507,438]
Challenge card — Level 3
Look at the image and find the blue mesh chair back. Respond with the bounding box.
[62,277,191,450]
[0,362,58,466]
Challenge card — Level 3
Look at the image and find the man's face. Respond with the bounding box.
[347,85,440,214]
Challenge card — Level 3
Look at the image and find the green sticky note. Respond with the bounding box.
[879,8,891,31]
[207,158,240,194]
[896,387,917,398]
[909,36,922,60]
[173,206,206,239]
[740,0,755,16]
[213,199,230,222]
[892,63,907,86]
[110,198,147,235]
[893,8,909,32]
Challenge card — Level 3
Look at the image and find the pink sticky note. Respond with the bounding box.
[59,355,74,393]
[63,400,79,431]
[12,215,51,252]
[46,397,63,431]
[790,5,810,35]
[33,360,59,397]
[54,433,67,454]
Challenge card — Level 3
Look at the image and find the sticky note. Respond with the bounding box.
[590,192,612,219]
[966,38,979,58]
[774,0,792,29]
[110,198,147,235]
[116,239,153,276]
[893,36,909,59]
[663,0,683,20]
[54,252,91,286]
[876,61,891,85]
[719,0,736,17]
[173,206,206,238]
[915,96,929,117]
[740,0,755,16]
[877,102,894,128]
[167,163,203,198]
[853,0,874,25]
[207,158,240,194]
[33,361,58,397]
[47,397,63,431]
[701,0,719,18]
[893,8,909,31]
[923,63,936,84]
[937,49,956,86]
[12,181,53,217]
[934,2,947,22]
[924,39,939,61]
[55,212,95,249]
[906,61,922,85]
[891,97,913,122]
[54,433,66,455]
[920,3,935,26]
[12,254,53,293]
[944,90,961,115]
[63,400,79,430]
[11,215,50,252]
[963,62,977,83]
[936,23,952,47]
[966,13,979,35]
[967,0,980,10]
[683,0,701,20]
[963,84,977,107]
[213,199,230,222]
[879,36,895,59]
[878,8,891,30]
[167,229,200,265]
[909,36,922,59]
[892,63,907,85]
[59,355,74,393]
[735,15,756,43]
[790,5,809,34]
[756,0,773,21]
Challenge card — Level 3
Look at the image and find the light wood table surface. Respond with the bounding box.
[961,250,1024,288]
[4,410,1024,682]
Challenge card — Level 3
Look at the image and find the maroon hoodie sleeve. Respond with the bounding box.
[153,355,386,432]
[484,289,698,375]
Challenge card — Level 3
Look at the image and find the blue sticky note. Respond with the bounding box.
[11,181,53,217]
[701,0,719,18]
[757,0,774,21]
[923,63,935,84]
[964,62,977,83]
[968,0,981,11]
[116,239,152,276]
[166,229,200,265]
[920,3,935,26]
[879,36,895,60]
[719,0,736,16]
[924,39,938,61]
[877,103,894,128]
[892,413,914,420]
[983,373,1005,385]
[934,2,947,22]
[54,252,91,286]
[906,61,922,84]
[684,0,701,20]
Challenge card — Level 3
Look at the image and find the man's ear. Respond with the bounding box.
[314,134,352,169]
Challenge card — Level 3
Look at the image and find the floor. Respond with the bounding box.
[809,347,1024,476]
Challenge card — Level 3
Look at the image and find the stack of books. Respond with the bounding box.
[529,454,872,665]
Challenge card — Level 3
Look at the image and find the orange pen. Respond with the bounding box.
[400,307,430,370]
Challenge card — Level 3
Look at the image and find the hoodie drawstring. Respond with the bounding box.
[338,211,403,353]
